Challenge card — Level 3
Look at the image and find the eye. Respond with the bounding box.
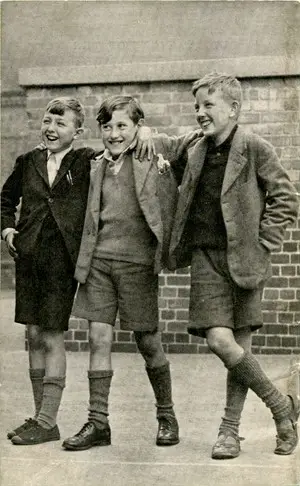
[57,122,65,127]
[205,103,213,108]
[194,105,199,112]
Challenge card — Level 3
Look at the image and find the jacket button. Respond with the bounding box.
[48,197,54,203]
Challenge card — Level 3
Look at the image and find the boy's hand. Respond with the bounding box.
[34,142,47,151]
[4,230,19,259]
[135,126,156,161]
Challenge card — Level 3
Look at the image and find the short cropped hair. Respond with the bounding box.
[192,72,242,106]
[45,97,85,128]
[96,95,144,125]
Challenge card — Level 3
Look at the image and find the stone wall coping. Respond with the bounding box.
[19,56,300,87]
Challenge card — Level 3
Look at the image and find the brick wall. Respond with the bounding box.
[3,77,300,354]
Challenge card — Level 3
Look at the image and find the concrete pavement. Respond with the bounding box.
[1,291,299,486]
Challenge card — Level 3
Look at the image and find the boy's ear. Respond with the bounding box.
[230,101,240,118]
[137,118,145,128]
[74,127,84,139]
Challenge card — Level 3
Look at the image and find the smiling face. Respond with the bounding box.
[100,108,142,159]
[194,87,238,146]
[41,108,82,153]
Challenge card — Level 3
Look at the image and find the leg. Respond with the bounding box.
[62,321,113,451]
[211,327,251,459]
[7,324,45,439]
[206,327,298,455]
[11,329,65,445]
[134,330,179,446]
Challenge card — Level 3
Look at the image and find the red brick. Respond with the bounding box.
[80,342,90,351]
[175,333,189,343]
[116,331,131,342]
[74,331,88,341]
[65,342,79,352]
[264,324,288,334]
[279,289,296,300]
[289,301,300,312]
[161,333,175,343]
[282,242,298,252]
[281,336,297,347]
[252,335,266,346]
[267,277,289,288]
[176,310,189,321]
[178,288,190,298]
[271,253,290,264]
[278,312,295,323]
[161,310,175,320]
[263,348,291,355]
[263,289,279,300]
[261,300,289,311]
[168,298,189,309]
[281,265,296,276]
[289,277,300,288]
[167,276,190,286]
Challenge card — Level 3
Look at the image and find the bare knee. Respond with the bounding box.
[134,331,166,367]
[89,322,113,355]
[27,325,43,352]
[42,330,65,354]
[206,328,244,367]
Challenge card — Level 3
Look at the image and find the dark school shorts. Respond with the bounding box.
[15,227,77,331]
[188,248,264,338]
[73,258,159,331]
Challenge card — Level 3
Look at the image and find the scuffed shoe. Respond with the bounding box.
[7,418,36,439]
[274,394,300,455]
[156,414,179,446]
[11,421,60,445]
[211,431,241,459]
[62,422,111,451]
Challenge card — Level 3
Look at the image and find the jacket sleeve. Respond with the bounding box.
[254,136,299,251]
[153,130,202,185]
[1,155,24,232]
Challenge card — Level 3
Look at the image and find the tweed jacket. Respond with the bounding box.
[1,147,96,266]
[75,151,179,283]
[167,127,299,289]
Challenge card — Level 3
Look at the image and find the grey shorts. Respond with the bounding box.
[73,258,159,331]
[188,248,264,337]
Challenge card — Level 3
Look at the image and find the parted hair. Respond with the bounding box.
[45,97,85,128]
[96,95,144,125]
[192,72,242,106]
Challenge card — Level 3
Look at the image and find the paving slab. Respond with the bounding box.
[1,293,299,486]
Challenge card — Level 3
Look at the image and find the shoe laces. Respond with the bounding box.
[75,422,94,437]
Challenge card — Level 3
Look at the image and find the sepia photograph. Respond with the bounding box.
[1,1,300,485]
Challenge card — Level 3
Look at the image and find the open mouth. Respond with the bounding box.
[200,120,211,129]
[46,135,58,141]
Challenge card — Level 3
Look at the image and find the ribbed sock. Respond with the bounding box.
[146,362,175,418]
[229,351,291,422]
[29,368,45,419]
[219,370,248,439]
[37,376,66,429]
[88,370,113,429]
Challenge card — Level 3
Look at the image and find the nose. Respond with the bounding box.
[110,126,120,139]
[46,121,56,132]
[197,105,206,119]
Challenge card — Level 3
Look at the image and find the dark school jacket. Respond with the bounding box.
[1,147,97,266]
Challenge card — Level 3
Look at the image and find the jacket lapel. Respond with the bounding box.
[89,157,107,228]
[132,154,152,197]
[221,128,248,196]
[51,149,76,189]
[187,137,208,185]
[32,149,48,185]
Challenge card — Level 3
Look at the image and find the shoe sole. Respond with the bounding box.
[62,439,111,451]
[156,439,180,446]
[212,452,239,459]
[11,436,60,445]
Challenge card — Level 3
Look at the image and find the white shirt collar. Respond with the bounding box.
[47,145,73,168]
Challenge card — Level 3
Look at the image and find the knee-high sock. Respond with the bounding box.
[37,376,66,429]
[29,368,45,419]
[229,351,291,422]
[88,370,113,428]
[146,362,175,418]
[219,370,248,438]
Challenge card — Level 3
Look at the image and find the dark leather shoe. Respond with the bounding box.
[7,418,36,439]
[11,421,60,445]
[274,394,300,455]
[156,414,179,446]
[211,431,241,459]
[62,422,111,451]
